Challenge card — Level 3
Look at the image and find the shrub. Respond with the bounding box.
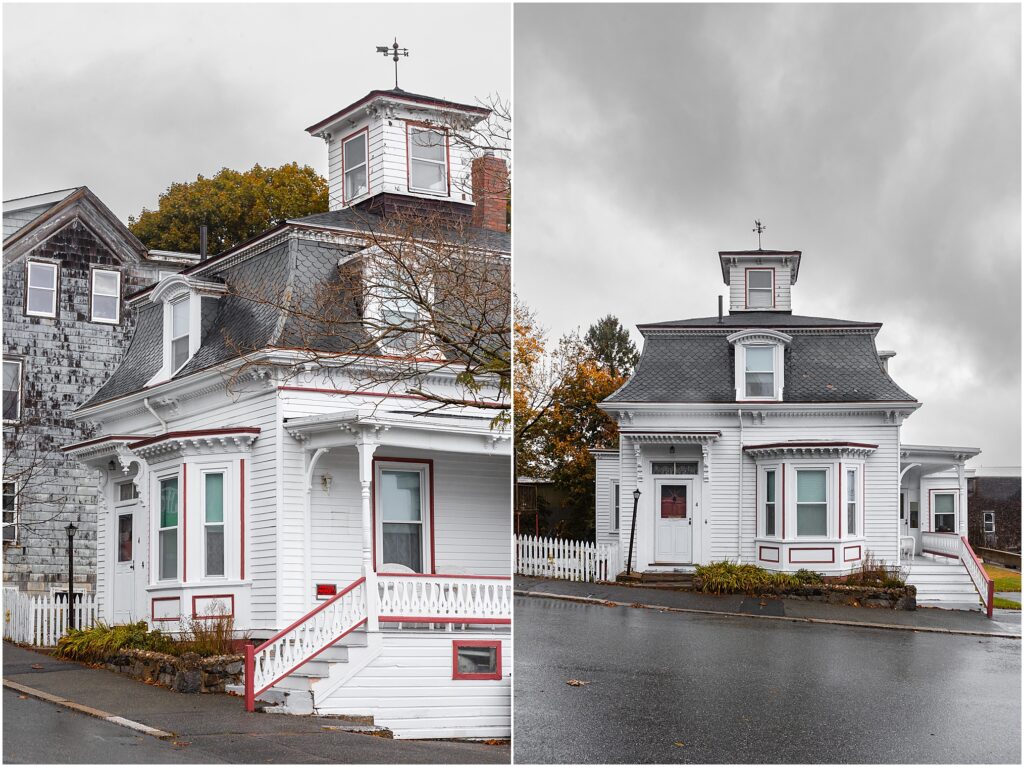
[695,561,797,594]
[845,552,907,588]
[56,621,173,662]
[173,608,242,657]
[794,568,824,585]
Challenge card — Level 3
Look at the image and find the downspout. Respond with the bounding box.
[143,397,166,434]
[737,408,744,563]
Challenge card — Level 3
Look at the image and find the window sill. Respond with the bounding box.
[407,186,450,198]
[146,580,252,592]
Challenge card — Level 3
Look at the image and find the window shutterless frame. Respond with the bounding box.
[90,268,122,324]
[983,511,995,534]
[202,470,226,578]
[611,481,620,531]
[760,466,779,538]
[374,460,432,573]
[169,296,190,373]
[2,481,17,543]
[342,128,369,203]
[452,640,502,681]
[25,261,59,318]
[745,267,774,309]
[406,123,450,196]
[3,359,23,423]
[794,466,830,538]
[157,474,180,581]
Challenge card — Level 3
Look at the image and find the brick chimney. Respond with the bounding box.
[471,153,509,233]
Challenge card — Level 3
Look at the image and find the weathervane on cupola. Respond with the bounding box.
[752,219,766,250]
[376,38,410,90]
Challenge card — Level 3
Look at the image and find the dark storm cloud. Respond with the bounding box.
[514,3,1020,468]
[3,3,510,221]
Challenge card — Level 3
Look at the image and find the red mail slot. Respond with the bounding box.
[316,583,337,598]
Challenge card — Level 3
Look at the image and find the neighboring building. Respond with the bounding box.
[63,86,512,738]
[2,187,196,595]
[967,472,1021,554]
[594,246,991,610]
[515,477,575,537]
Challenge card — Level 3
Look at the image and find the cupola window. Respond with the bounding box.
[343,130,369,201]
[408,126,448,194]
[746,268,774,309]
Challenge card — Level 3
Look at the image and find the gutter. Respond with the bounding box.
[142,397,167,434]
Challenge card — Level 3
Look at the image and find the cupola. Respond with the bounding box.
[719,249,802,313]
[305,89,492,216]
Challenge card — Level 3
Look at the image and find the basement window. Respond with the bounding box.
[452,640,501,680]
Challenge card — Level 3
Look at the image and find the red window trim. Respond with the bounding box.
[340,126,370,205]
[405,121,451,198]
[151,596,180,622]
[370,457,435,573]
[452,639,502,681]
[191,593,235,620]
[744,267,775,310]
[239,458,246,580]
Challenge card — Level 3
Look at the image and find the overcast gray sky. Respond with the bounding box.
[515,3,1021,470]
[3,2,510,220]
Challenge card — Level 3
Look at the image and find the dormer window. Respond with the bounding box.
[170,297,190,371]
[343,129,369,202]
[727,329,791,402]
[408,126,448,195]
[746,268,774,309]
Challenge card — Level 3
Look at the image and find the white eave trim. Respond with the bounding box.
[726,329,793,346]
[743,441,878,460]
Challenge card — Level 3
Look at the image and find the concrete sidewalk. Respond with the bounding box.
[2,642,509,764]
[515,576,1023,637]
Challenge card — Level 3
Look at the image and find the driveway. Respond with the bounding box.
[514,595,1021,764]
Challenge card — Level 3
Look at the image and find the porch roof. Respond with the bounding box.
[283,405,510,455]
[901,443,981,477]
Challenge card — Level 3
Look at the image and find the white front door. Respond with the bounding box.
[654,478,694,564]
[112,505,138,622]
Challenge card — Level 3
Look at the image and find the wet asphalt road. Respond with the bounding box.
[513,596,1022,764]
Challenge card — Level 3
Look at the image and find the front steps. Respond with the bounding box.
[907,559,982,610]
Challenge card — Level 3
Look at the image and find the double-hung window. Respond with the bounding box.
[380,468,425,572]
[3,360,22,422]
[343,131,368,201]
[204,472,225,577]
[170,297,190,372]
[746,269,773,308]
[846,467,858,536]
[408,127,448,194]
[796,469,828,537]
[744,346,775,398]
[2,482,17,543]
[611,482,620,531]
[933,493,956,533]
[91,269,121,324]
[983,511,995,534]
[763,469,777,537]
[158,477,179,580]
[26,261,58,318]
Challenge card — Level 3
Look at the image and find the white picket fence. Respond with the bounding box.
[515,535,622,582]
[3,588,98,647]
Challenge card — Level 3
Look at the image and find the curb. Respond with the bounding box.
[514,589,1023,639]
[3,678,175,739]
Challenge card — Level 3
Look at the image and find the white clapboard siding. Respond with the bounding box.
[728,262,793,312]
[314,630,511,740]
[515,535,622,582]
[594,454,621,546]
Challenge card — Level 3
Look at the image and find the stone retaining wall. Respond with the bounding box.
[772,583,917,610]
[104,649,244,693]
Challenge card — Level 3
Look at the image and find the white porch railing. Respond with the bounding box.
[244,577,367,711]
[921,532,995,617]
[377,574,512,624]
[3,589,98,646]
[515,535,622,582]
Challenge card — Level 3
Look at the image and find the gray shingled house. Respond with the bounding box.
[2,187,195,595]
[593,247,995,612]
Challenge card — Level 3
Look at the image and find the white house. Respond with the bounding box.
[64,86,512,739]
[594,247,992,612]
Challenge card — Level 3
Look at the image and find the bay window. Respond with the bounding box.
[796,469,828,537]
[933,493,956,533]
[408,126,448,194]
[763,468,777,537]
[204,472,225,577]
[26,261,58,318]
[158,477,179,580]
[846,467,858,536]
[343,130,368,201]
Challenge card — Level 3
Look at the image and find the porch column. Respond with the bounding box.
[956,459,967,536]
[356,433,379,631]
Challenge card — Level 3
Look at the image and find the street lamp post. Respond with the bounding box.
[65,522,78,630]
[625,488,641,576]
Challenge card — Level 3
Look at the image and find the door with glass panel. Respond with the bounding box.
[378,467,427,572]
[653,478,693,563]
[113,480,146,622]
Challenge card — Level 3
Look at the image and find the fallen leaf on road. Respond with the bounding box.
[630,602,646,608]
[30,664,43,670]
[565,679,590,687]
[673,741,686,747]
[600,600,617,607]
[759,600,768,607]
[18,695,27,699]
[171,741,191,748]
[483,738,509,746]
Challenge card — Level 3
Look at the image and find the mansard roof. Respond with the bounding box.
[606,313,916,405]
